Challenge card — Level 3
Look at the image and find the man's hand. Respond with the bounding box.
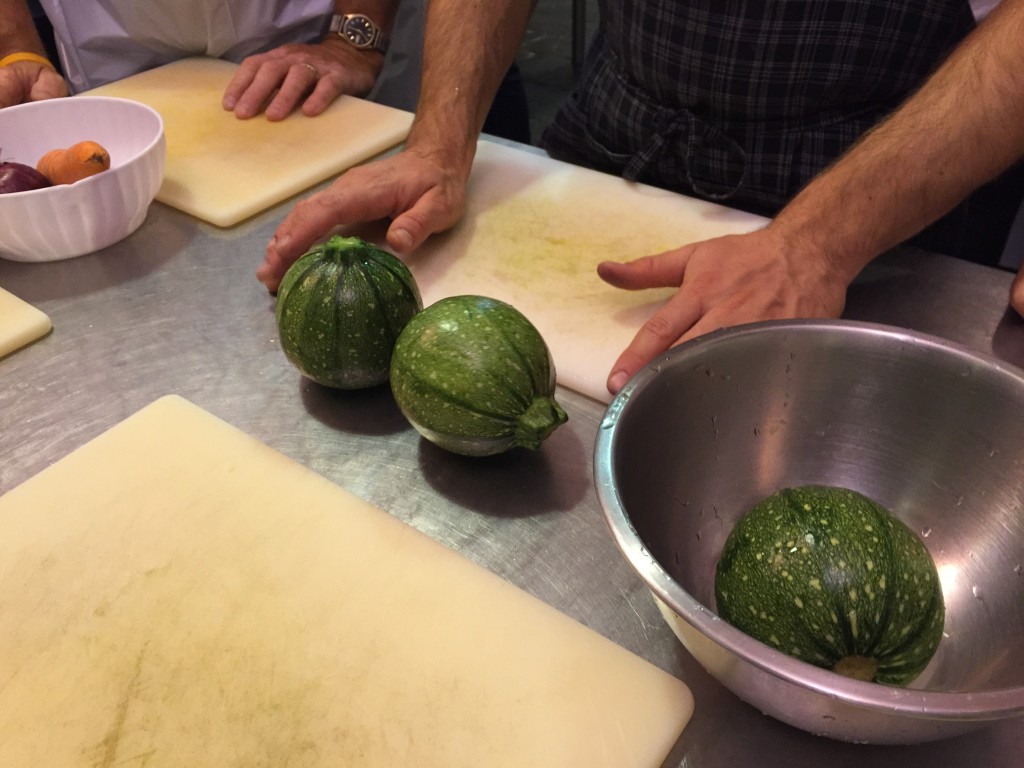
[599,226,849,394]
[257,147,468,292]
[223,40,381,121]
[0,60,67,107]
[1012,261,1024,319]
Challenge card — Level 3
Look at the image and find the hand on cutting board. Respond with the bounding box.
[599,226,849,394]
[223,39,381,121]
[258,147,467,292]
[0,60,68,108]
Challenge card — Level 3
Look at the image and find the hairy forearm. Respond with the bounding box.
[0,0,48,59]
[407,0,536,174]
[774,0,1024,282]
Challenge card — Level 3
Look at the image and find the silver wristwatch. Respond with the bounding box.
[329,13,389,54]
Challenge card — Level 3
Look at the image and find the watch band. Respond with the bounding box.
[329,13,389,55]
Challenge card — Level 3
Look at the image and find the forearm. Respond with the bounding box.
[0,0,48,59]
[773,0,1024,282]
[408,0,536,176]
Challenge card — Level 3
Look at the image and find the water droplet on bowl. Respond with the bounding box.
[921,527,932,538]
[972,585,984,600]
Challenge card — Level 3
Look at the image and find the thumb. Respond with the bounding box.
[386,188,465,255]
[1011,263,1024,318]
[29,70,69,101]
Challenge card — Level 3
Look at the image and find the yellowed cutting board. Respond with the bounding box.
[86,57,413,227]
[0,396,693,767]
[0,286,51,358]
[408,140,769,403]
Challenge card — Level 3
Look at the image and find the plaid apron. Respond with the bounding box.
[541,0,976,215]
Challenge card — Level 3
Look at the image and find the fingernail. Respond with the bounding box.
[222,96,236,109]
[608,371,628,393]
[392,228,413,251]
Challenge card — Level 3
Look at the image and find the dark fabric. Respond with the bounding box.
[29,0,64,74]
[909,160,1024,267]
[542,0,976,215]
[483,61,532,145]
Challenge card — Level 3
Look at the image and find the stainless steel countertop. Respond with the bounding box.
[2,170,1023,767]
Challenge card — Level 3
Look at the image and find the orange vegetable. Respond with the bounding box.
[36,140,111,185]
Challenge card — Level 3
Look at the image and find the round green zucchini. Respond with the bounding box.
[275,235,422,389]
[390,295,568,456]
[714,485,945,686]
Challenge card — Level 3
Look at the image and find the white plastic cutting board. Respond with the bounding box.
[0,396,693,767]
[86,57,413,227]
[408,140,769,403]
[0,286,51,358]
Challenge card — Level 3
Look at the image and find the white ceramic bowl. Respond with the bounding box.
[0,96,165,262]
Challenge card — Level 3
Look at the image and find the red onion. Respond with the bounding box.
[0,161,52,194]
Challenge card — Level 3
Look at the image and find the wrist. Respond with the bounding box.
[318,35,383,93]
[767,209,873,290]
[0,51,54,69]
[405,114,478,185]
[328,11,390,55]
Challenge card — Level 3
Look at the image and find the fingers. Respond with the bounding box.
[600,247,696,392]
[221,60,258,111]
[263,63,331,121]
[259,150,469,293]
[0,78,18,108]
[1011,264,1024,317]
[0,65,67,107]
[225,43,379,121]
[299,78,341,118]
[606,293,703,394]
[28,69,69,101]
[260,161,429,291]
[597,248,691,290]
[260,191,351,292]
[226,59,322,120]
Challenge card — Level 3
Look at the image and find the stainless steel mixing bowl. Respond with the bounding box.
[595,320,1024,744]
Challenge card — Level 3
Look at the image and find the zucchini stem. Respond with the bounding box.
[833,655,879,682]
[516,396,568,450]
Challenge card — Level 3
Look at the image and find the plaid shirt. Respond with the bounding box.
[541,0,975,214]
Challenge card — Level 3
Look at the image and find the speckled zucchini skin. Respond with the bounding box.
[275,236,422,389]
[715,486,945,686]
[390,295,568,456]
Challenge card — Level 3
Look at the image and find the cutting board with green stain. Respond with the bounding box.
[87,57,413,227]
[408,140,769,403]
[0,396,694,767]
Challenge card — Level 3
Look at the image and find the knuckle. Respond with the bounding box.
[641,313,678,343]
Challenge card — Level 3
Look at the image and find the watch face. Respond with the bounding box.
[343,15,376,47]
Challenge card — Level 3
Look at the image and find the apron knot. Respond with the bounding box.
[623,108,748,201]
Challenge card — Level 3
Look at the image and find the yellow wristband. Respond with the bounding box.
[0,52,56,70]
